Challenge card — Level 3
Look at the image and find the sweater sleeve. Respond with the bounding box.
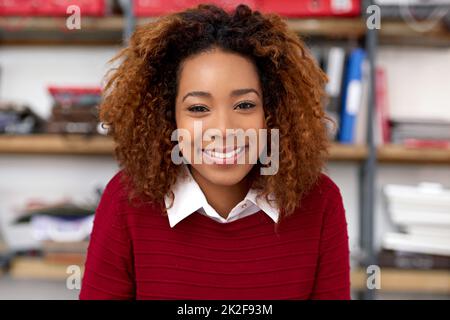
[310,181,351,300]
[79,173,135,300]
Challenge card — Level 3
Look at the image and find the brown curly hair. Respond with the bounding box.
[100,3,330,222]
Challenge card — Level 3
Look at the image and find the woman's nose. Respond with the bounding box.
[202,108,238,146]
[210,108,235,138]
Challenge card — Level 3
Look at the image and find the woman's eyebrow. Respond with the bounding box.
[182,91,211,102]
[230,88,260,98]
[181,88,260,102]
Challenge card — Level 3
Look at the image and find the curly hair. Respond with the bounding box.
[100,3,330,222]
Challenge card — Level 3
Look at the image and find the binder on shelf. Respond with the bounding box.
[338,48,366,144]
[324,46,346,140]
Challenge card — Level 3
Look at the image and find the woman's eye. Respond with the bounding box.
[235,102,256,110]
[188,105,209,113]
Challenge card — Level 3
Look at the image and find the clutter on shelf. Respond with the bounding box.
[45,86,103,135]
[0,102,45,134]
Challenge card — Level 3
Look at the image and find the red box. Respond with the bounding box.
[134,0,260,17]
[0,0,36,15]
[36,0,105,16]
[0,0,105,16]
[259,0,361,17]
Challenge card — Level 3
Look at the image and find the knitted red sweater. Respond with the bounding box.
[79,171,351,300]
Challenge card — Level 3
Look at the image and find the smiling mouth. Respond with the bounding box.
[201,146,247,164]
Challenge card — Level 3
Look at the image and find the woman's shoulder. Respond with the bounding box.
[94,170,152,229]
[101,170,162,213]
[317,172,342,195]
[101,170,129,201]
[299,172,344,212]
[306,172,342,199]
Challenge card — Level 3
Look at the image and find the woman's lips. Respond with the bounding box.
[201,146,247,164]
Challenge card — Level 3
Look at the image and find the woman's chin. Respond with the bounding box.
[191,164,253,187]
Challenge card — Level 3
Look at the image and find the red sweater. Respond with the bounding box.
[79,171,351,300]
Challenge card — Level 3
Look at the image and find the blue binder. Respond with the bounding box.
[338,48,366,144]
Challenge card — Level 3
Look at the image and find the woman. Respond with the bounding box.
[80,4,350,300]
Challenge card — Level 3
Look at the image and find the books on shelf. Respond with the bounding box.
[381,183,450,261]
[378,249,450,270]
[382,232,450,257]
[384,183,450,225]
[378,46,450,142]
[318,45,368,144]
[0,102,45,134]
[373,65,450,148]
[374,67,391,146]
[390,119,450,147]
[45,86,103,135]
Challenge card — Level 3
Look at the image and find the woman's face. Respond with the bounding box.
[175,48,266,187]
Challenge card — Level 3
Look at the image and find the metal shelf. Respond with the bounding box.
[7,256,450,296]
[0,134,369,161]
[351,268,450,294]
[3,16,448,46]
[0,134,114,155]
[378,144,450,165]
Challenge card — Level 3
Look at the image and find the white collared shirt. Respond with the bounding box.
[164,165,279,228]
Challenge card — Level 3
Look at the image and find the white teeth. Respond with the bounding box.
[204,147,244,159]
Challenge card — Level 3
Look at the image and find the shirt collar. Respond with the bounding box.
[164,165,279,228]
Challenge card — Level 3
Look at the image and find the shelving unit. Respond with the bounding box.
[0,134,114,155]
[8,257,449,297]
[351,268,450,295]
[1,135,448,164]
[9,256,85,280]
[378,144,450,165]
[2,15,449,45]
[0,16,124,45]
[379,19,450,47]
[0,134,369,160]
[358,0,450,300]
[0,16,366,45]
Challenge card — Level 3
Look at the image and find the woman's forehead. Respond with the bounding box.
[177,50,262,98]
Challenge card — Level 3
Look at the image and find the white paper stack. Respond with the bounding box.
[382,183,450,256]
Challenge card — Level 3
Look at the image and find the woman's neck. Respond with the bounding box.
[189,166,251,219]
